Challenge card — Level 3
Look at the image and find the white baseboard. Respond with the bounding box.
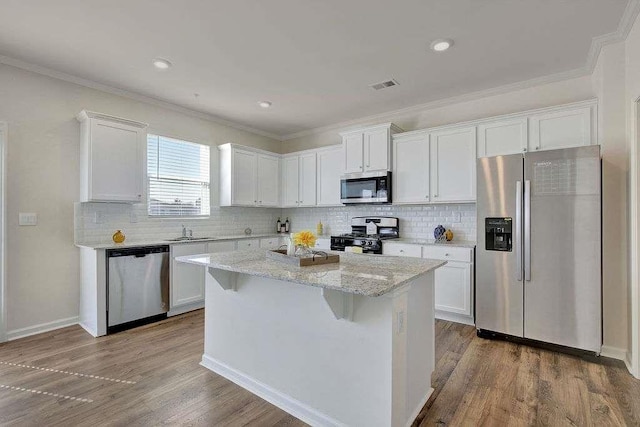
[167,301,204,317]
[7,316,79,341]
[435,310,475,326]
[200,354,346,427]
[405,387,434,427]
[600,345,628,361]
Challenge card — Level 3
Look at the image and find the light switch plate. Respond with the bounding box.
[19,212,37,226]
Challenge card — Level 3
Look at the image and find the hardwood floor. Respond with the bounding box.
[0,311,638,426]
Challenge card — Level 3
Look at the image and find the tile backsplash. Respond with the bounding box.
[75,202,476,245]
[74,202,282,245]
[282,204,476,241]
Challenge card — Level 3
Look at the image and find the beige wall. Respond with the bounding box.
[592,41,628,353]
[625,10,640,372]
[0,63,280,334]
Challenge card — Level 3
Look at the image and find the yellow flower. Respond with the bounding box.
[293,230,317,248]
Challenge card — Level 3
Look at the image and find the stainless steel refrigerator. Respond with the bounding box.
[476,146,601,353]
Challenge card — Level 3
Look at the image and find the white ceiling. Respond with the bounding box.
[0,0,630,138]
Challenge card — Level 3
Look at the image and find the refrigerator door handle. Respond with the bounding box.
[524,180,531,281]
[515,181,523,281]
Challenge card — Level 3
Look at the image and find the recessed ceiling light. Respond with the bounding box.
[258,101,272,108]
[430,39,454,52]
[152,58,172,69]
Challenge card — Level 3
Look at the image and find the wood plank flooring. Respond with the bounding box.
[0,310,638,426]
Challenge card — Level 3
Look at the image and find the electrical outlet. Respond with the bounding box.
[94,212,105,224]
[19,213,37,226]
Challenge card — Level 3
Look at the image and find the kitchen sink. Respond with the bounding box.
[165,236,216,242]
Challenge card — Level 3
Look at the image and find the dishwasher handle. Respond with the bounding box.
[107,245,169,258]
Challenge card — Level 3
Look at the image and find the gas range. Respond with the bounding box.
[330,217,399,254]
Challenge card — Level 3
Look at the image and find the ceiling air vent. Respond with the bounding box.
[369,79,399,90]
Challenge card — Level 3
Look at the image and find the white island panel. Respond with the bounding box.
[179,250,443,427]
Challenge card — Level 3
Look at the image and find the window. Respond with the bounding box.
[147,134,210,217]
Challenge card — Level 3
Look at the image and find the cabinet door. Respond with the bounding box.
[281,156,300,207]
[434,261,472,317]
[232,149,257,206]
[90,119,144,202]
[317,147,342,206]
[477,118,527,157]
[257,154,279,206]
[364,127,390,172]
[343,133,364,173]
[393,135,430,203]
[528,106,592,152]
[430,126,476,202]
[298,153,317,206]
[171,243,207,308]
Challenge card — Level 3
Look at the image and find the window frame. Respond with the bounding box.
[146,133,212,218]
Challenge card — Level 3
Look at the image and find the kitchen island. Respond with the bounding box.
[177,250,446,427]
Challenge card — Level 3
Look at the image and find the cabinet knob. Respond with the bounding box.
[400,249,404,253]
[445,253,450,257]
[535,146,540,150]
[259,200,262,203]
[426,195,429,199]
[434,194,438,198]
[366,164,370,167]
[360,166,363,170]
[137,194,142,198]
[523,148,527,152]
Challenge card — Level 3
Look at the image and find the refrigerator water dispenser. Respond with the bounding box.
[485,218,512,251]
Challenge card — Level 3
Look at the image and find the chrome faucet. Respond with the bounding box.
[181,224,187,238]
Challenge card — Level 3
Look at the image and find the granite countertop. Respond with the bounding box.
[391,238,476,248]
[176,249,446,297]
[75,233,285,250]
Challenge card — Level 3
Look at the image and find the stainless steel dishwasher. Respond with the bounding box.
[106,245,170,333]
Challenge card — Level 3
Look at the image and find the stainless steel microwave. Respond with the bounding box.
[340,171,392,204]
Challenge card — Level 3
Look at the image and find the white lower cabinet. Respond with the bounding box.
[383,242,475,325]
[170,240,236,316]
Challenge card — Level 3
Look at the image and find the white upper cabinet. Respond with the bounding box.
[316,146,342,206]
[392,133,430,204]
[257,154,280,206]
[281,156,300,207]
[343,133,364,173]
[299,153,317,206]
[219,144,279,207]
[476,101,596,157]
[232,148,258,206]
[528,106,593,152]
[340,123,401,174]
[364,127,390,172]
[281,152,317,207]
[77,110,147,203]
[430,126,476,203]
[477,117,528,157]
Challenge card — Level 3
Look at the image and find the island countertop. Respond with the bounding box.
[176,249,446,297]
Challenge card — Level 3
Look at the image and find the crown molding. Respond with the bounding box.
[0,55,282,141]
[280,66,589,141]
[585,0,640,72]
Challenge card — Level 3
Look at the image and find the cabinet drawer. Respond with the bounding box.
[260,237,284,250]
[172,242,208,258]
[422,246,472,263]
[382,243,422,258]
[237,239,260,249]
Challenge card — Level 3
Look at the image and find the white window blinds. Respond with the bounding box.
[147,134,210,217]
